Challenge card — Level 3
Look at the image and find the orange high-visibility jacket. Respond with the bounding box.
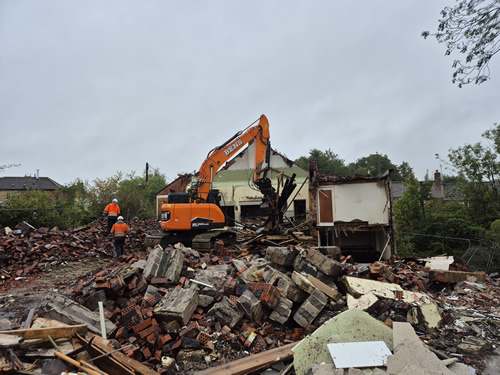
[111,220,130,238]
[104,202,120,217]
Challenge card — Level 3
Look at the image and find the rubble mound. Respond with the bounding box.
[0,219,160,291]
[1,220,499,374]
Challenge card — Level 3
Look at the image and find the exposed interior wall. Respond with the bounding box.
[214,177,309,224]
[313,179,393,262]
[317,182,389,226]
[213,144,309,225]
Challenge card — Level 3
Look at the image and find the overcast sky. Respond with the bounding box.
[1,1,499,185]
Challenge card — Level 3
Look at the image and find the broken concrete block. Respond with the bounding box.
[302,248,342,277]
[292,271,317,295]
[265,246,296,266]
[198,294,215,308]
[207,296,241,328]
[237,290,263,322]
[194,268,229,291]
[292,310,393,375]
[232,258,247,272]
[40,294,116,337]
[143,284,163,306]
[154,287,199,326]
[144,284,159,300]
[269,296,293,324]
[238,259,270,283]
[312,246,342,260]
[390,322,454,375]
[293,289,328,328]
[346,292,379,312]
[143,245,167,280]
[429,270,487,283]
[163,249,184,283]
[304,273,341,301]
[292,271,341,302]
[457,337,492,356]
[341,276,435,305]
[419,303,442,330]
[263,266,307,303]
[293,254,320,277]
[84,289,107,311]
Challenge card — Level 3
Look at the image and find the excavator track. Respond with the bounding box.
[144,229,236,251]
[191,230,236,251]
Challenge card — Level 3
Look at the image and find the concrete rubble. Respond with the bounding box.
[0,223,499,374]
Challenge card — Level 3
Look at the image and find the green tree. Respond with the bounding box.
[397,161,414,182]
[0,190,73,229]
[348,153,403,180]
[295,149,350,176]
[58,179,92,226]
[437,123,500,224]
[394,172,433,255]
[85,173,122,219]
[111,170,166,220]
[422,0,500,87]
[425,199,486,255]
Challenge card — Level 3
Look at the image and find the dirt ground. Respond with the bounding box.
[0,255,113,325]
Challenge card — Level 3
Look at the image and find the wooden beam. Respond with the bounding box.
[0,324,87,340]
[193,342,296,375]
[88,334,159,375]
[54,351,107,375]
[76,334,135,375]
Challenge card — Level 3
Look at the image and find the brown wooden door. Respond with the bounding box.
[319,189,333,223]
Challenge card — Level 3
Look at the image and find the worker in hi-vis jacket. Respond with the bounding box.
[110,216,130,257]
[103,198,120,233]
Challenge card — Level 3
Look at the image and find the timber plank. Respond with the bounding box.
[89,334,159,375]
[0,324,87,340]
[193,342,296,375]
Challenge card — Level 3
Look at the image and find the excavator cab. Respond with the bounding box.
[166,192,190,203]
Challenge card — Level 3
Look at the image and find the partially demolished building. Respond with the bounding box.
[308,161,395,262]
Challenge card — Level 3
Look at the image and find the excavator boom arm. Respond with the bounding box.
[195,114,270,200]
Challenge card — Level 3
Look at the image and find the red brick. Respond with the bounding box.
[141,347,151,360]
[133,318,152,333]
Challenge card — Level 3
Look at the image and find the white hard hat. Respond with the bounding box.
[112,198,118,203]
[118,216,124,220]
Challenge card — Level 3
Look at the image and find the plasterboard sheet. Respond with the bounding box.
[429,256,454,270]
[327,341,392,369]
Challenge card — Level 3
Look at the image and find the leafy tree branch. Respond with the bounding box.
[423,0,500,87]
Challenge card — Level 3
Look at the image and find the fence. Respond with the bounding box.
[397,232,498,273]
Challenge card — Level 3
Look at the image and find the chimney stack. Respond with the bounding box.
[434,169,441,183]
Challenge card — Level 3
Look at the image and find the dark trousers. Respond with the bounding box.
[107,216,117,233]
[114,236,126,257]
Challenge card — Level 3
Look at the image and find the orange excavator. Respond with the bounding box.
[149,114,275,250]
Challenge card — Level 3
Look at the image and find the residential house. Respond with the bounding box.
[392,170,459,201]
[0,175,62,202]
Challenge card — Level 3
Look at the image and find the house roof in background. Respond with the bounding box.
[0,176,61,191]
[391,181,460,200]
